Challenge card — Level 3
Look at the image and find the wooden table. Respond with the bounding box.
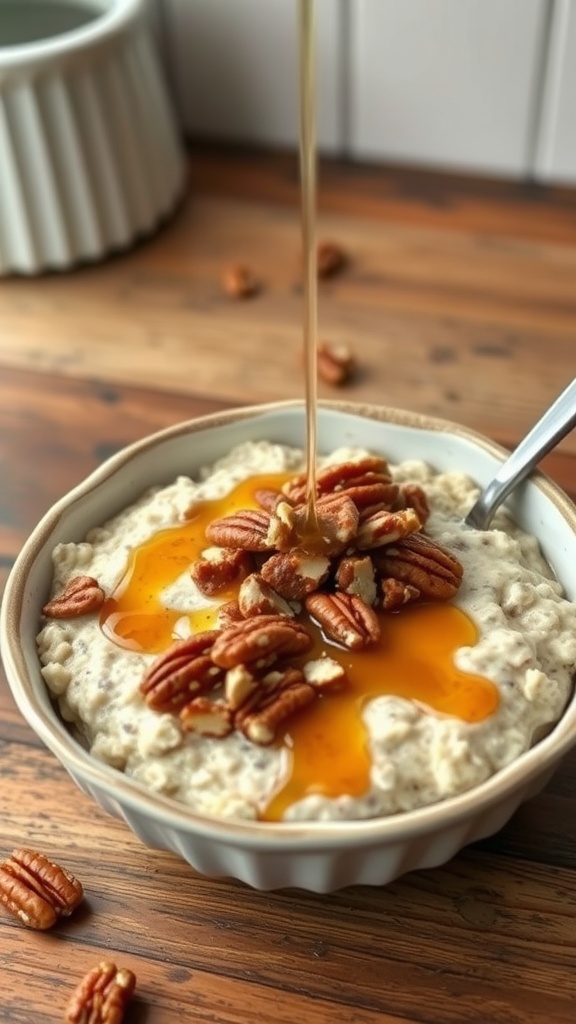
[1,147,576,1023]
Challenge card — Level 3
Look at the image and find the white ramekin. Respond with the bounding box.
[0,0,185,274]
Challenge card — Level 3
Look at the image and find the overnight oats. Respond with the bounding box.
[36,441,576,822]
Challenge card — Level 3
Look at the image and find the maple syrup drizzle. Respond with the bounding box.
[100,476,499,821]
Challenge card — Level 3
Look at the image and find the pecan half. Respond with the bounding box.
[254,488,284,512]
[205,509,274,551]
[210,615,313,669]
[42,575,105,618]
[140,633,223,712]
[283,456,391,504]
[0,848,83,930]
[64,961,136,1024]
[305,592,380,649]
[375,533,464,601]
[235,670,315,745]
[180,697,234,737]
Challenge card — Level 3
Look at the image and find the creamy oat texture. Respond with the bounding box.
[37,442,576,821]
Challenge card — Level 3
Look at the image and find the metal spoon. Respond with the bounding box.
[464,378,576,530]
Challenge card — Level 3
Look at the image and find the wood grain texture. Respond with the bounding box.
[1,150,576,454]
[1,149,576,1023]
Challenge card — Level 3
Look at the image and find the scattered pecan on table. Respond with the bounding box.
[42,575,105,618]
[0,848,83,930]
[221,263,260,299]
[64,960,136,1024]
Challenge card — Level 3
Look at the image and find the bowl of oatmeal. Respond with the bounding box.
[2,399,576,892]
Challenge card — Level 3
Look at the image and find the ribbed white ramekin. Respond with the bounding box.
[0,0,185,274]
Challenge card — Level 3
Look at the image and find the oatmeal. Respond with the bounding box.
[36,442,576,822]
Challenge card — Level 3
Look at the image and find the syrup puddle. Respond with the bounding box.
[100,476,498,821]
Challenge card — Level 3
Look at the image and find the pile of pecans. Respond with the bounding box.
[139,454,464,746]
[42,453,464,748]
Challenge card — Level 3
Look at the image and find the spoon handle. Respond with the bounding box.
[464,378,576,530]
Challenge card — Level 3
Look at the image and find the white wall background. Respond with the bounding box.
[149,0,576,184]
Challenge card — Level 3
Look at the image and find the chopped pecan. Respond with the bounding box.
[210,615,313,669]
[317,341,356,386]
[190,547,253,596]
[238,573,295,617]
[42,575,105,618]
[305,592,380,649]
[180,697,234,737]
[394,482,430,525]
[224,664,260,709]
[217,601,244,629]
[317,240,347,278]
[339,480,399,511]
[266,500,298,550]
[303,657,348,692]
[260,550,330,601]
[235,670,315,745]
[205,509,274,551]
[356,507,421,549]
[273,492,359,555]
[140,633,223,712]
[64,960,136,1024]
[222,263,260,299]
[374,533,464,601]
[0,848,83,930]
[335,554,377,606]
[381,578,421,610]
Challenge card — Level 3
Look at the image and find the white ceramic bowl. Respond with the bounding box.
[2,400,576,892]
[0,0,185,274]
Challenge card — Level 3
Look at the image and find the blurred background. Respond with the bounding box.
[149,0,576,185]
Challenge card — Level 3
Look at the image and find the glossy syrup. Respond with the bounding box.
[100,476,499,821]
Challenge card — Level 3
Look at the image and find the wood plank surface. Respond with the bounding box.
[1,149,576,454]
[1,149,576,1023]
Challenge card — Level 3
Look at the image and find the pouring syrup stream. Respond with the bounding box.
[299,0,319,538]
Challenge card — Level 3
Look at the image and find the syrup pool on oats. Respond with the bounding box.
[97,459,496,820]
[37,440,576,822]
